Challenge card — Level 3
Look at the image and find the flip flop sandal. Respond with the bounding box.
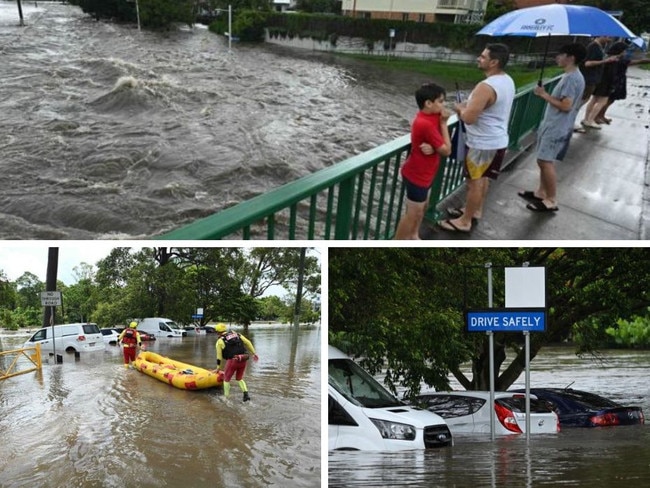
[438,219,471,233]
[518,190,543,201]
[446,207,480,224]
[526,201,559,212]
[446,207,464,218]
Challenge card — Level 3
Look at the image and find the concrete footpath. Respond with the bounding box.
[422,65,650,241]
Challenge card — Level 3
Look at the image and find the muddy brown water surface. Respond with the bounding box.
[0,325,321,487]
[330,347,650,487]
[0,2,431,239]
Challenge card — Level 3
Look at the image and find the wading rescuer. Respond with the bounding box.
[215,323,258,402]
[118,321,143,368]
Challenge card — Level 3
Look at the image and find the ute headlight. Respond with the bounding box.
[370,419,416,441]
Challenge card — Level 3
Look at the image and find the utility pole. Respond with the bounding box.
[293,248,306,328]
[43,248,59,328]
[16,0,24,26]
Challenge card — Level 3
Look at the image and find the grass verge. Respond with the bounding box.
[335,53,563,89]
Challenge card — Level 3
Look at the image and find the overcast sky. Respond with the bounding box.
[0,243,145,285]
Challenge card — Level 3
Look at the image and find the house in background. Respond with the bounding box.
[341,0,489,24]
[273,0,297,12]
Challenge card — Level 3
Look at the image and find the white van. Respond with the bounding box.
[23,323,104,354]
[328,345,452,451]
[136,317,186,338]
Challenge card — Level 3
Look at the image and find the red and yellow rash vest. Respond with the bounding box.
[119,328,141,347]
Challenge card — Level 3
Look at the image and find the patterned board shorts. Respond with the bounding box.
[464,147,506,180]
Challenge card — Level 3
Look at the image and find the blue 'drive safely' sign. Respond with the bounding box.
[466,309,546,332]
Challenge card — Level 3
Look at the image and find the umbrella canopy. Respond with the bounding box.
[477,4,636,38]
[631,36,647,50]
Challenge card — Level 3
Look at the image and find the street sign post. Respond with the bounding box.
[466,309,546,332]
[41,291,62,359]
[40,291,62,307]
[466,264,547,442]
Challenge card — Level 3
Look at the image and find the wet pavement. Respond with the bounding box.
[423,65,650,240]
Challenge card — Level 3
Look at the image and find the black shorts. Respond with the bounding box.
[403,178,431,203]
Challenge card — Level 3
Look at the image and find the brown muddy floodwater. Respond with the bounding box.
[330,347,650,487]
[0,325,321,487]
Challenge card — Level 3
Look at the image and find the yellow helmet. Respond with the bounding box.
[129,321,138,329]
[215,323,227,333]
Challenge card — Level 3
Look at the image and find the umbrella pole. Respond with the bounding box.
[538,33,551,86]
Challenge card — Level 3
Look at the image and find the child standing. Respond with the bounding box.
[395,83,452,240]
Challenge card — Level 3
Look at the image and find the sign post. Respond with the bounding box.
[467,265,546,441]
[41,291,62,359]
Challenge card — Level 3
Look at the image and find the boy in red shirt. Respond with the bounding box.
[395,83,452,239]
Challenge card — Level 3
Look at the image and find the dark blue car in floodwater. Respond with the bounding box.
[510,388,645,428]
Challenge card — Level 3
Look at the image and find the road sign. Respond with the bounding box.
[40,291,62,307]
[191,314,203,319]
[466,309,545,332]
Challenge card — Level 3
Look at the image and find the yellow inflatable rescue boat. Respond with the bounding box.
[134,351,223,390]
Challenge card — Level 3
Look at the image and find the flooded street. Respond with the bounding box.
[330,347,650,487]
[0,325,321,487]
[0,1,427,239]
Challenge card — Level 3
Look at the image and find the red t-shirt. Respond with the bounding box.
[401,111,445,188]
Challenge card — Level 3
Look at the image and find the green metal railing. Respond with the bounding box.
[157,76,560,240]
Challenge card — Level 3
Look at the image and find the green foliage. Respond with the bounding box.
[581,0,650,38]
[258,296,286,321]
[232,9,268,42]
[335,54,562,89]
[68,0,137,22]
[0,247,317,330]
[264,12,481,50]
[139,0,195,28]
[605,311,650,348]
[69,0,195,28]
[484,0,516,24]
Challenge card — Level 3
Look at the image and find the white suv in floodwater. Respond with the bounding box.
[24,323,104,354]
[328,345,452,450]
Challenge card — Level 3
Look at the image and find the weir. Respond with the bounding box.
[157,76,560,240]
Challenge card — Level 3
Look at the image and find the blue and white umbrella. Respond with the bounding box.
[477,4,636,38]
[477,5,636,84]
[631,36,647,51]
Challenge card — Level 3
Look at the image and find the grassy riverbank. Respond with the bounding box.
[337,53,563,90]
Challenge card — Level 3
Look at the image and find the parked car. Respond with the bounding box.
[413,391,560,435]
[137,317,186,338]
[100,328,120,346]
[510,388,645,427]
[328,345,452,450]
[138,331,156,341]
[200,325,217,334]
[23,323,105,354]
[114,328,156,342]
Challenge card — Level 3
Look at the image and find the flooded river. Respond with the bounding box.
[329,347,650,487]
[0,1,430,239]
[0,324,321,487]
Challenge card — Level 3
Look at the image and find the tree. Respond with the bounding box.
[257,295,286,321]
[581,0,650,37]
[241,248,310,298]
[15,272,44,310]
[329,248,650,399]
[483,0,516,24]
